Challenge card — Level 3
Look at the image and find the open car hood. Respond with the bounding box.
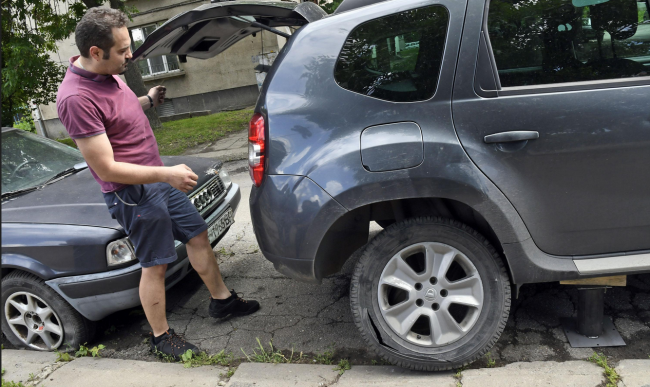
[132,0,326,61]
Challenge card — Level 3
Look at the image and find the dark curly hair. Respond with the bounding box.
[75,8,129,59]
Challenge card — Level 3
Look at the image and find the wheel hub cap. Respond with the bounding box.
[377,242,484,347]
[4,291,64,350]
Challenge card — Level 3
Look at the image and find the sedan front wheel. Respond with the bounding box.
[2,271,94,351]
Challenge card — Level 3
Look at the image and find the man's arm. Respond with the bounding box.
[75,134,198,192]
[138,85,166,111]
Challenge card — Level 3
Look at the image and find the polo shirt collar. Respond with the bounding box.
[69,55,121,88]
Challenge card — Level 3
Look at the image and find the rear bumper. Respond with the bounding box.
[45,183,241,321]
[250,175,348,283]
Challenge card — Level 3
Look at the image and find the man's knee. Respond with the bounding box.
[187,230,209,249]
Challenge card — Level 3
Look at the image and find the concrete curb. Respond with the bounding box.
[2,350,649,387]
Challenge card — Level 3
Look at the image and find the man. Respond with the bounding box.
[56,8,259,359]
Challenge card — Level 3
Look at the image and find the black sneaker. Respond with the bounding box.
[150,328,198,360]
[209,289,260,318]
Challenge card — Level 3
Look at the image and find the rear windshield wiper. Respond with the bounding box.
[1,162,88,201]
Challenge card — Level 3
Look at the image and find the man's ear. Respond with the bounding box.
[89,46,103,62]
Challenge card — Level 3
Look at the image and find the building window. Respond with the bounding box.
[131,23,181,77]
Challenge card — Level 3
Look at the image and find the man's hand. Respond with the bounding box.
[165,164,198,193]
[147,85,166,107]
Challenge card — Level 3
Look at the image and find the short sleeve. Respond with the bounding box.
[57,95,106,139]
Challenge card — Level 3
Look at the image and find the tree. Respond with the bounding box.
[1,0,162,130]
[1,0,85,127]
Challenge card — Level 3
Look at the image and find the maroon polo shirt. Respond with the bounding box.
[57,55,163,193]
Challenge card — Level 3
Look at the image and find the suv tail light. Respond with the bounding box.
[248,113,265,187]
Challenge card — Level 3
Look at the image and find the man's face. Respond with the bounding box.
[97,26,132,75]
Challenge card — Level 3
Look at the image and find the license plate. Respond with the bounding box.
[208,207,234,244]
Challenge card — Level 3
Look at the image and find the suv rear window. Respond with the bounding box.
[334,5,449,102]
[488,0,650,87]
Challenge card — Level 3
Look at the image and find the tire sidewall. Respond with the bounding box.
[1,274,85,351]
[353,218,509,366]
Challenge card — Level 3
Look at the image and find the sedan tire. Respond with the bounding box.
[2,271,94,351]
[350,217,511,371]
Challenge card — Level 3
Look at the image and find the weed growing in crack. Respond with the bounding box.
[54,349,73,362]
[27,374,36,382]
[241,338,302,364]
[179,350,233,368]
[76,343,105,358]
[454,366,466,387]
[334,359,351,375]
[220,367,237,378]
[485,352,496,368]
[314,349,334,365]
[588,352,619,387]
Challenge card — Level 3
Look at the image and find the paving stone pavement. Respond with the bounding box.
[3,160,650,373]
[2,350,649,387]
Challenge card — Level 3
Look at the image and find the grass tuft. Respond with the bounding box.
[179,350,233,368]
[314,349,334,365]
[241,338,302,364]
[334,359,351,375]
[588,352,619,387]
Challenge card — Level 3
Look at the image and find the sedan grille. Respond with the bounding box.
[190,176,226,214]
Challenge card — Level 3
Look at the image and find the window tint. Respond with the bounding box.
[488,0,650,87]
[335,6,449,102]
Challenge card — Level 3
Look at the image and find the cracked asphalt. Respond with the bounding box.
[5,160,649,368]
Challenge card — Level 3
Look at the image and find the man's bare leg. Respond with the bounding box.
[140,264,170,336]
[186,230,231,300]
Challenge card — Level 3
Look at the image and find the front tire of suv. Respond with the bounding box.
[2,271,95,351]
[350,217,511,371]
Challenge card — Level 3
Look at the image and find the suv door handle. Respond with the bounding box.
[484,131,539,144]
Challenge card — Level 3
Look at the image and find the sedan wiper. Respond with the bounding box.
[41,162,88,185]
[1,162,88,201]
[1,186,40,201]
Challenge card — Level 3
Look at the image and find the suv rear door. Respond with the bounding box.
[452,0,650,256]
[132,0,326,61]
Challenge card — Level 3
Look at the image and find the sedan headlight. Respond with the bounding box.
[219,168,232,188]
[106,237,136,266]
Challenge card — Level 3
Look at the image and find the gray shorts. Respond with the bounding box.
[103,183,207,268]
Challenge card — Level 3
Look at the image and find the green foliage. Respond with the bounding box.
[1,379,26,387]
[54,349,73,362]
[226,367,236,378]
[241,338,302,364]
[485,352,496,368]
[319,0,343,14]
[589,352,619,387]
[1,0,85,126]
[314,349,334,365]
[13,115,36,133]
[1,0,138,127]
[155,109,253,156]
[75,343,105,358]
[178,350,232,368]
[334,359,351,375]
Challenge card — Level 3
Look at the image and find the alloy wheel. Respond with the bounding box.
[378,242,484,347]
[5,291,64,350]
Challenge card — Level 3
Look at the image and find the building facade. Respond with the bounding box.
[37,0,287,139]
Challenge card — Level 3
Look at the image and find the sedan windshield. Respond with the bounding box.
[1,130,86,195]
